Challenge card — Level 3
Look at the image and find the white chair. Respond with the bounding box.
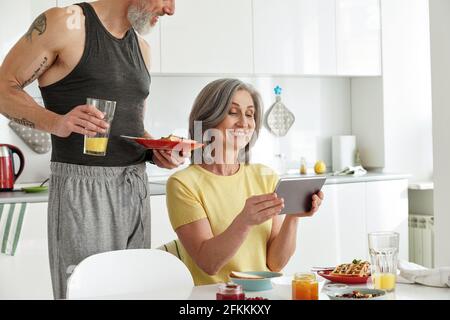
[66,249,194,300]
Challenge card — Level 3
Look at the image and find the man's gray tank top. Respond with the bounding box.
[40,2,151,167]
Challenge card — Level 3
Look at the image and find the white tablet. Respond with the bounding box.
[274,176,326,215]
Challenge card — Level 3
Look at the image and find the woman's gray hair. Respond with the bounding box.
[189,78,263,164]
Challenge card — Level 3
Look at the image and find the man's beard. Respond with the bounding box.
[127,3,157,35]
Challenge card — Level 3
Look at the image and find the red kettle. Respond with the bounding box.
[0,144,25,191]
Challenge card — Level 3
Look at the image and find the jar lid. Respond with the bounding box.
[294,272,317,281]
[217,282,244,294]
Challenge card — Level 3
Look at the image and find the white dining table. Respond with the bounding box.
[188,281,450,300]
[82,278,450,300]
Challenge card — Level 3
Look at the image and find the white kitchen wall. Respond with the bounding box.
[2,76,352,182]
[145,76,352,177]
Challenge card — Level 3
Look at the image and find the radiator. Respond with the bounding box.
[408,214,434,268]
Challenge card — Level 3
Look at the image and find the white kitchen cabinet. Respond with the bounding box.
[283,179,408,274]
[0,203,53,300]
[365,179,409,260]
[160,0,253,74]
[253,0,337,75]
[336,0,382,75]
[150,195,177,249]
[283,184,340,275]
[332,183,368,262]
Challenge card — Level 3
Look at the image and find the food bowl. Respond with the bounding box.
[326,288,387,300]
[229,271,282,291]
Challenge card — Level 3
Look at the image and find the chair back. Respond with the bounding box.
[66,249,194,299]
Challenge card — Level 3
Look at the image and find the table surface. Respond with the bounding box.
[84,281,450,300]
[188,281,450,300]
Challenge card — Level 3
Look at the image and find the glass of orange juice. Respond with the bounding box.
[368,231,399,292]
[292,272,319,300]
[84,98,116,156]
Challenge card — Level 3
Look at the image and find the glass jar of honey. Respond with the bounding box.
[292,272,319,300]
[216,283,246,300]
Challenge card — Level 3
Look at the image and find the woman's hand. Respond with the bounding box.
[236,193,284,228]
[290,191,324,218]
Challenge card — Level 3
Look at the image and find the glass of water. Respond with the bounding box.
[368,231,399,292]
[83,98,116,156]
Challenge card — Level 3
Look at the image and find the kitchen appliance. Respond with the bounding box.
[331,135,356,172]
[0,144,25,191]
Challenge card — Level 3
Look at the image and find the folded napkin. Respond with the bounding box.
[332,165,367,176]
[397,260,450,288]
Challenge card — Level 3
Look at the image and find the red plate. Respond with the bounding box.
[317,270,370,284]
[121,135,203,151]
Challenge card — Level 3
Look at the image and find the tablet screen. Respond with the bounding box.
[274,176,326,214]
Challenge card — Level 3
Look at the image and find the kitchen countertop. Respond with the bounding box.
[0,171,410,204]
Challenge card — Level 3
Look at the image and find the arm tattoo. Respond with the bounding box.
[5,114,36,129]
[22,57,49,88]
[25,13,47,42]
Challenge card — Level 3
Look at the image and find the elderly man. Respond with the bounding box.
[0,0,182,299]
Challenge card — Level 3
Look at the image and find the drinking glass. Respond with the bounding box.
[368,231,399,292]
[83,98,116,156]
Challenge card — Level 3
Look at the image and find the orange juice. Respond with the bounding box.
[85,137,109,155]
[373,273,396,291]
[292,273,318,300]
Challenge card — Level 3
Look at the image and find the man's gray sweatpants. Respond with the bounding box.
[47,162,151,299]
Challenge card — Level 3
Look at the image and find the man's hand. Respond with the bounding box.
[152,149,190,169]
[51,104,109,138]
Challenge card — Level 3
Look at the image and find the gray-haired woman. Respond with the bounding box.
[166,79,324,286]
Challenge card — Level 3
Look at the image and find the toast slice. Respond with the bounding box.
[229,271,264,280]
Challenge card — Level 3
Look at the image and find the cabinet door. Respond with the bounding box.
[160,0,253,74]
[336,0,382,75]
[333,183,368,262]
[150,195,178,249]
[253,0,337,75]
[283,184,340,275]
[365,180,409,260]
[0,203,53,299]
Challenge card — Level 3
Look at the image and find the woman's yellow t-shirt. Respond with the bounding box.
[166,164,279,285]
